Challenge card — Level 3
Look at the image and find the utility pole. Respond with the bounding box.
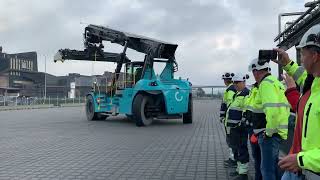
[44,54,47,100]
[277,12,304,80]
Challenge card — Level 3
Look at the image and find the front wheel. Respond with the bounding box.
[183,95,193,124]
[132,94,154,127]
[86,95,107,121]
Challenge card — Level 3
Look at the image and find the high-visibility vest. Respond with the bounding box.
[284,61,320,173]
[220,84,237,122]
[244,84,259,128]
[226,88,250,128]
[251,74,290,139]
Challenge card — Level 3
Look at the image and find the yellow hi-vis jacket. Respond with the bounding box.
[220,84,237,124]
[226,88,250,129]
[284,61,320,173]
[244,84,259,128]
[253,74,290,139]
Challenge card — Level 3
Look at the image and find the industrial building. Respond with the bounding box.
[0,47,113,98]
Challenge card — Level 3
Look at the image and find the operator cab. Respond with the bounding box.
[125,62,144,87]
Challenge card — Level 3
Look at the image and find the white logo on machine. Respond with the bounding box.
[175,92,183,102]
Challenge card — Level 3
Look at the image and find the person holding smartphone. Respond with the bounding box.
[273,24,320,180]
[248,58,290,180]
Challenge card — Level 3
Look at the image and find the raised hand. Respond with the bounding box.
[282,73,296,89]
[272,48,291,66]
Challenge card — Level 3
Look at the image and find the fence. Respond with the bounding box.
[0,85,226,107]
[191,86,225,100]
[0,96,86,107]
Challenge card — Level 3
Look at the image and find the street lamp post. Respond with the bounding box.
[277,12,304,80]
[44,54,47,100]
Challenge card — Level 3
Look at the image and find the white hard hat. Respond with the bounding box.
[248,58,270,72]
[297,24,320,49]
[232,73,249,82]
[222,72,234,79]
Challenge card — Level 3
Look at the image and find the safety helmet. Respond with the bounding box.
[248,58,270,72]
[297,24,320,49]
[232,73,249,82]
[222,72,234,80]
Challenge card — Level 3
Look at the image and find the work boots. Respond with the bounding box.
[238,162,248,175]
[229,162,249,179]
[232,174,249,180]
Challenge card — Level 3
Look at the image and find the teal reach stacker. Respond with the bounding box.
[54,24,193,126]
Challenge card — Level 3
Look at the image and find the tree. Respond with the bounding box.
[196,88,205,97]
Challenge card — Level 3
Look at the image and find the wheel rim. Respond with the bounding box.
[144,101,152,119]
[142,97,153,125]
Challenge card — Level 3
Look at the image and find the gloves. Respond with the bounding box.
[250,134,258,144]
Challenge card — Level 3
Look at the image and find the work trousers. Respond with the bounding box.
[230,124,249,163]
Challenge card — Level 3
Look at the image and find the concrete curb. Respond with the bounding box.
[0,104,55,111]
[60,103,85,107]
[0,104,85,111]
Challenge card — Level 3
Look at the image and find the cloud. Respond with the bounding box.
[0,0,307,85]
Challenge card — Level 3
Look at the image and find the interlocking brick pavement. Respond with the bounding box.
[0,100,254,180]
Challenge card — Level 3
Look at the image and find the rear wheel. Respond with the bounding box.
[132,94,154,126]
[183,95,193,124]
[86,95,107,121]
[126,114,134,121]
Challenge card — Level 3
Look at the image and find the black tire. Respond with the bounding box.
[132,94,154,127]
[96,114,108,120]
[183,95,193,124]
[86,95,107,121]
[126,114,134,121]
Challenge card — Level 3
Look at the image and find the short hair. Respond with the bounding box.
[224,79,233,83]
[305,45,320,53]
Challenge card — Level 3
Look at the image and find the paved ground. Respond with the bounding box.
[0,100,253,180]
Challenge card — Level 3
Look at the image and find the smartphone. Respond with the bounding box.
[258,50,277,60]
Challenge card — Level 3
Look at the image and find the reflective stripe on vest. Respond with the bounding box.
[251,108,264,113]
[227,108,243,126]
[246,105,254,111]
[253,128,265,134]
[293,66,305,82]
[227,119,241,124]
[254,125,288,135]
[263,79,274,83]
[290,112,296,117]
[265,128,280,135]
[229,107,242,111]
[263,103,290,109]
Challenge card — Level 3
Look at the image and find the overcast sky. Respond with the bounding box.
[0,0,309,85]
